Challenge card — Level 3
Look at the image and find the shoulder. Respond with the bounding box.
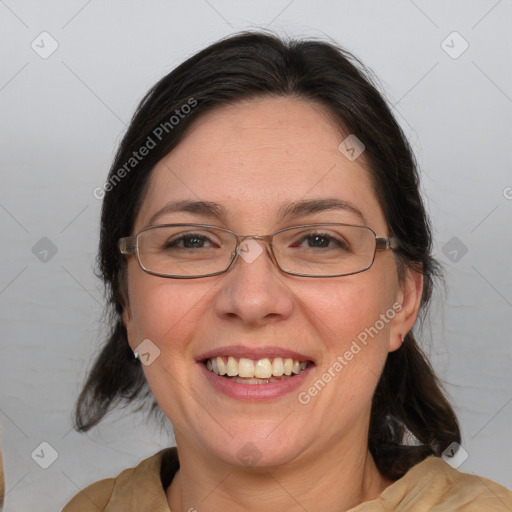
[353,456,512,511]
[62,447,178,512]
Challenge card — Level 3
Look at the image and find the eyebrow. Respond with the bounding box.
[147,197,367,227]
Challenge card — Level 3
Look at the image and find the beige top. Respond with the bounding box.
[62,447,512,511]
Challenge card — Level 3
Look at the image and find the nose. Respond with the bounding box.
[213,238,294,327]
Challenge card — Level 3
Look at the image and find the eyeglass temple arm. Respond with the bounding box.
[119,237,137,255]
[376,236,398,250]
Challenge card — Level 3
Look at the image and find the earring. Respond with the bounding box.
[400,334,405,344]
[134,351,139,360]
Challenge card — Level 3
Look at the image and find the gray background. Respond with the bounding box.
[1,0,511,510]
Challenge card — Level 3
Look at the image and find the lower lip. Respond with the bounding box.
[198,362,313,401]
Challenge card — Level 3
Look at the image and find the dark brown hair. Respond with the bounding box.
[75,31,460,481]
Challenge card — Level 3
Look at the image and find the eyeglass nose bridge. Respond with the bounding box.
[232,233,278,267]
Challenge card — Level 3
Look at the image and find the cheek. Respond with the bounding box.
[296,279,395,423]
[126,274,213,415]
[303,274,396,349]
[299,269,398,403]
[127,272,210,357]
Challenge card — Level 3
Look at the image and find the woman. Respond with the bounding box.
[63,32,512,511]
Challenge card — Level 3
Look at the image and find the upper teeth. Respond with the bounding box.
[206,357,308,378]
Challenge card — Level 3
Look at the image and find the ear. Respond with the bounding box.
[388,268,423,353]
[122,303,137,352]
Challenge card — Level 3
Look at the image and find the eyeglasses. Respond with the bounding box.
[118,223,398,279]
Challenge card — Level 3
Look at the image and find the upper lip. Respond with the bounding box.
[196,345,315,363]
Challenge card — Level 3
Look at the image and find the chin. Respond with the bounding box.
[200,427,310,469]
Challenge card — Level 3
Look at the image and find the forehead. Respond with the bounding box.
[135,97,385,232]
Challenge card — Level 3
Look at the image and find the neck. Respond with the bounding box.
[166,435,392,512]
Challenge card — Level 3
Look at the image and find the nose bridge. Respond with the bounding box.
[234,235,279,268]
[215,232,293,326]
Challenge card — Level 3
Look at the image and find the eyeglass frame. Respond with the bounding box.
[118,222,399,279]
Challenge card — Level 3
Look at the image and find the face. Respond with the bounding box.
[123,97,421,468]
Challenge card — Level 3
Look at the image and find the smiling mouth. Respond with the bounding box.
[203,356,311,384]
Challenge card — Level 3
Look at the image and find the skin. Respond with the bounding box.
[122,97,423,511]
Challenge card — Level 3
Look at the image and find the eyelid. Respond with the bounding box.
[140,222,377,240]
